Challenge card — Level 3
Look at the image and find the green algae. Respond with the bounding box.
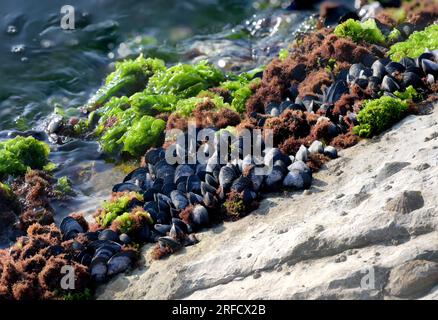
[97,192,144,227]
[219,76,261,114]
[86,58,235,158]
[278,48,289,61]
[112,210,153,234]
[64,288,93,301]
[354,96,409,138]
[394,85,421,101]
[334,19,386,44]
[147,60,225,98]
[88,55,165,109]
[389,24,438,61]
[0,181,14,200]
[0,136,50,178]
[122,116,166,157]
[55,176,74,196]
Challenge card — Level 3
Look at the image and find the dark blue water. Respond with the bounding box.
[0,0,257,131]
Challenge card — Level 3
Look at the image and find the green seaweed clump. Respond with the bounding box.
[174,94,232,117]
[88,55,165,110]
[219,76,261,114]
[0,181,14,200]
[95,96,166,156]
[55,176,74,196]
[111,209,153,234]
[334,19,386,44]
[0,136,50,178]
[147,60,225,98]
[88,59,228,157]
[96,192,144,227]
[353,96,408,138]
[122,116,166,157]
[389,24,438,61]
[394,85,421,101]
[278,48,289,61]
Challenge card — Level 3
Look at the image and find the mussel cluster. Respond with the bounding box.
[60,216,137,282]
[257,49,438,139]
[348,50,438,95]
[75,129,339,260]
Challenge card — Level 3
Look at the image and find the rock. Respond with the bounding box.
[283,170,304,189]
[320,2,357,27]
[414,163,430,171]
[376,162,410,182]
[385,191,424,214]
[324,146,338,159]
[47,115,64,134]
[385,260,438,298]
[294,145,309,163]
[287,160,311,176]
[97,101,438,300]
[309,140,324,154]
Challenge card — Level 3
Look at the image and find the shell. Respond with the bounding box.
[231,176,252,193]
[403,72,423,88]
[136,224,150,242]
[98,229,119,242]
[60,216,84,240]
[107,251,135,276]
[169,223,185,239]
[112,182,142,193]
[145,148,164,165]
[421,59,438,77]
[174,164,195,184]
[187,174,202,194]
[205,173,219,188]
[90,258,107,283]
[172,218,189,234]
[191,205,210,228]
[161,182,177,196]
[264,166,286,189]
[323,80,349,105]
[170,190,189,210]
[158,236,181,250]
[381,75,400,93]
[371,59,387,80]
[187,191,203,205]
[119,233,131,245]
[219,166,236,190]
[385,61,405,75]
[203,191,218,208]
[154,224,171,235]
[349,63,366,79]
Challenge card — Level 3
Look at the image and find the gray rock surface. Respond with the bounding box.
[98,103,438,300]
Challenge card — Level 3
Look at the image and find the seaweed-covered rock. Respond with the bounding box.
[0,136,50,178]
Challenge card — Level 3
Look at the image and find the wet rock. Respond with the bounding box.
[323,146,338,159]
[320,2,357,27]
[386,260,438,298]
[295,145,309,162]
[288,160,312,176]
[308,140,324,154]
[385,191,424,214]
[283,170,304,189]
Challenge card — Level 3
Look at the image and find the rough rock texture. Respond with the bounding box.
[98,103,438,300]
